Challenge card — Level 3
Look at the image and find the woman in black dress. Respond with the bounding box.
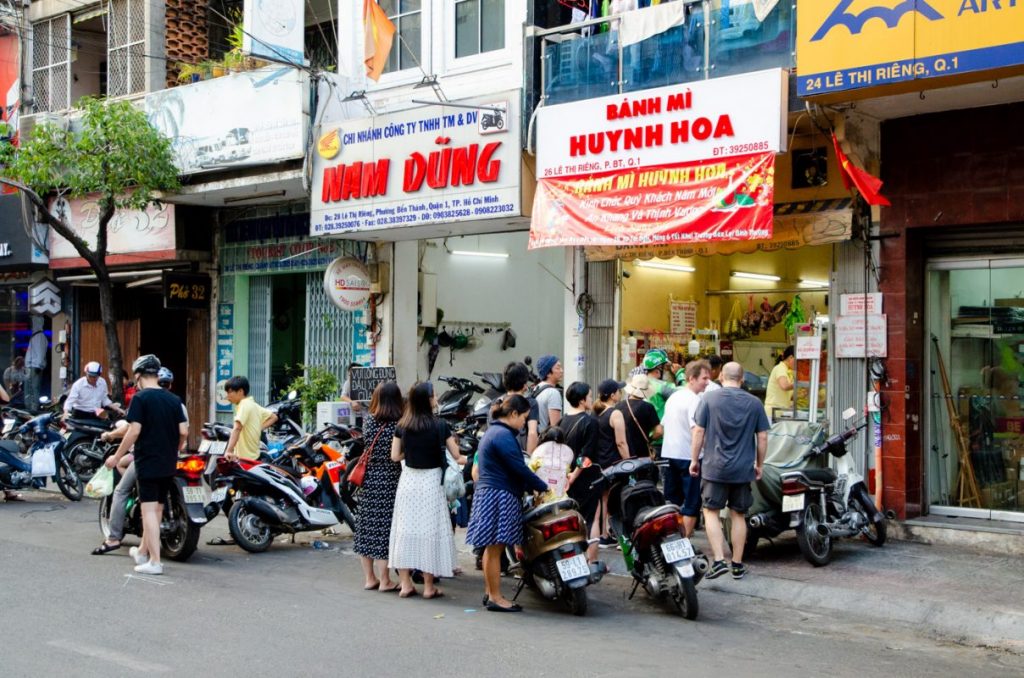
[353,382,404,592]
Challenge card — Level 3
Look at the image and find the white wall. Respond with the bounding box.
[416,231,565,383]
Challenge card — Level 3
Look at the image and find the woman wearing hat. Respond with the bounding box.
[610,374,663,460]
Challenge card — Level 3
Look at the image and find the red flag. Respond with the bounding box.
[832,132,890,207]
[364,0,396,82]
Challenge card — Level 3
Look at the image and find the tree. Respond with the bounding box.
[0,97,180,401]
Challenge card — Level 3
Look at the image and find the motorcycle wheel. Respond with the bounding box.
[335,501,357,533]
[98,494,113,539]
[852,497,887,546]
[162,492,200,562]
[66,440,102,483]
[564,587,588,617]
[672,571,699,620]
[228,500,273,553]
[55,455,84,501]
[795,502,833,566]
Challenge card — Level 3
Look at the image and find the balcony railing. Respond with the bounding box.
[537,0,794,107]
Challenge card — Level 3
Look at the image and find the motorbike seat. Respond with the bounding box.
[270,464,303,481]
[796,468,837,484]
[633,503,681,527]
[523,498,579,523]
[65,419,113,434]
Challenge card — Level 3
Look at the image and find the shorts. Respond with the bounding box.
[701,480,753,513]
[137,475,175,503]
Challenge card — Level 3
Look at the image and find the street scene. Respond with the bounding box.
[2,0,1024,675]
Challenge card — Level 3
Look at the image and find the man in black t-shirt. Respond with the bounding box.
[105,354,187,576]
[609,375,662,460]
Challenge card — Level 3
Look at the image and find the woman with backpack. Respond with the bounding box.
[389,382,466,599]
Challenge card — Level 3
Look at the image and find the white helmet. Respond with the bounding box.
[85,361,102,376]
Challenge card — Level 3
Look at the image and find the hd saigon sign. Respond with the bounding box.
[310,93,520,236]
[797,0,1024,98]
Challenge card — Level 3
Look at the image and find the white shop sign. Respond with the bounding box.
[535,68,787,179]
[840,293,883,316]
[243,0,305,66]
[835,314,887,358]
[323,257,371,311]
[796,335,822,361]
[310,93,521,236]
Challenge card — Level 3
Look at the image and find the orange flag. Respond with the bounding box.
[831,132,891,207]
[364,0,396,82]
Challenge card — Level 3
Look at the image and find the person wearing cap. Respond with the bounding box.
[639,349,675,421]
[533,354,563,434]
[64,361,123,420]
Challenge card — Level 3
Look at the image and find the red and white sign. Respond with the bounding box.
[670,300,697,335]
[323,256,371,311]
[840,293,883,316]
[530,153,775,248]
[835,314,887,358]
[310,91,520,236]
[48,195,176,269]
[796,335,822,361]
[535,69,787,180]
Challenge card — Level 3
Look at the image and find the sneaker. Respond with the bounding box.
[134,561,163,575]
[598,536,617,549]
[731,562,748,580]
[128,546,148,566]
[705,560,729,580]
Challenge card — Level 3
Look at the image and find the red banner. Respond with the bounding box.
[529,152,775,249]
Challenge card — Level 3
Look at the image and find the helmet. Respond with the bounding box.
[157,367,174,386]
[642,349,670,371]
[84,361,102,376]
[131,354,161,376]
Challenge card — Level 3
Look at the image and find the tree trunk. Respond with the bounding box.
[95,267,125,404]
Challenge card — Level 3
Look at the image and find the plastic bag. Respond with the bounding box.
[85,465,115,499]
[442,453,466,503]
[31,445,56,477]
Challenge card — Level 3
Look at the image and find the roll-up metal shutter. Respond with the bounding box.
[305,272,355,393]
[248,275,273,403]
[582,260,616,388]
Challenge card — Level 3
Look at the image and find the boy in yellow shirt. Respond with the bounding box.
[223,376,278,461]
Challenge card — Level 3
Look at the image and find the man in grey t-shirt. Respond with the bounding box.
[690,361,769,581]
[534,355,564,434]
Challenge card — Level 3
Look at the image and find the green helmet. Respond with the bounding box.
[643,348,670,371]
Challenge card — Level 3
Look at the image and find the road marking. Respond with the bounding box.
[123,573,173,586]
[47,640,172,673]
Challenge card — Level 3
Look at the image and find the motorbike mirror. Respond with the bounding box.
[842,407,857,421]
[39,396,51,406]
[288,390,298,400]
[524,356,533,366]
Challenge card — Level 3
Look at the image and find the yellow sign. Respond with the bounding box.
[797,0,1024,97]
[317,129,341,160]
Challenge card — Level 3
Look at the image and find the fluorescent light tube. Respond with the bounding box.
[731,271,781,282]
[450,250,509,259]
[799,279,829,288]
[636,261,696,273]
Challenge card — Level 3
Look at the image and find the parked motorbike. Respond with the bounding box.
[279,430,359,532]
[437,375,485,424]
[1,406,37,453]
[97,453,216,562]
[264,389,305,455]
[62,417,116,482]
[0,411,83,501]
[507,496,604,615]
[596,457,708,619]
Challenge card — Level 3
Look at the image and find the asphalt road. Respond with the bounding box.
[2,490,1022,677]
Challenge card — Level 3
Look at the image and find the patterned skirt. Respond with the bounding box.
[466,488,523,548]
[387,466,457,577]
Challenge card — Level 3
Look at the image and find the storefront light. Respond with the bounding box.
[799,279,829,288]
[731,271,781,282]
[635,261,696,273]
[450,250,510,259]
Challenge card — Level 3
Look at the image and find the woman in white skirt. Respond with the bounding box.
[389,382,466,599]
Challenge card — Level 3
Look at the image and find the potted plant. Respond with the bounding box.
[175,61,208,84]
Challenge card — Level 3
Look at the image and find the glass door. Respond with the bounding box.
[927,258,1024,521]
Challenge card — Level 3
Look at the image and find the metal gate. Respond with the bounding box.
[582,260,617,388]
[247,276,273,403]
[305,272,355,389]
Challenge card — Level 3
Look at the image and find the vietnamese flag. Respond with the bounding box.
[364,0,396,82]
[832,132,891,207]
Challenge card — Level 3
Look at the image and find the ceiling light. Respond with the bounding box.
[450,250,509,259]
[636,261,696,273]
[731,271,781,282]
[799,278,829,288]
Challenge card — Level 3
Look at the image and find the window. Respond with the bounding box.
[107,0,146,97]
[379,0,421,74]
[454,0,504,59]
[32,14,72,112]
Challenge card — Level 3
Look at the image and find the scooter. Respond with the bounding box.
[0,411,83,501]
[596,457,708,619]
[507,496,604,616]
[97,452,216,562]
[264,389,305,454]
[437,375,485,424]
[62,417,116,483]
[779,409,887,566]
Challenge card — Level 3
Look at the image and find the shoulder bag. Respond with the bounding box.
[624,399,656,459]
[348,425,386,487]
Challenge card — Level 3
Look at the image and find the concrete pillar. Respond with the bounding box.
[391,240,419,390]
[563,247,584,387]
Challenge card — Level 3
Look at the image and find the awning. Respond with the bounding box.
[584,198,853,261]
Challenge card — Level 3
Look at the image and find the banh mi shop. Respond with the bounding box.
[530,69,871,422]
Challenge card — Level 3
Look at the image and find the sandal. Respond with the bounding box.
[423,590,445,600]
[485,601,522,613]
[91,542,121,555]
[3,492,25,502]
[379,584,400,593]
[398,588,419,598]
[363,582,380,591]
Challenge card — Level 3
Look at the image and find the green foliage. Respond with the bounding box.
[783,295,807,337]
[0,96,179,215]
[282,364,340,425]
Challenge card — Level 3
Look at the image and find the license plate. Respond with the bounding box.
[208,441,227,455]
[210,487,227,503]
[661,538,695,564]
[198,440,211,453]
[554,554,590,581]
[782,493,806,512]
[2,420,12,434]
[182,486,205,504]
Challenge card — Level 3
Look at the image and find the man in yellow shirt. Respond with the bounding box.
[223,376,278,461]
